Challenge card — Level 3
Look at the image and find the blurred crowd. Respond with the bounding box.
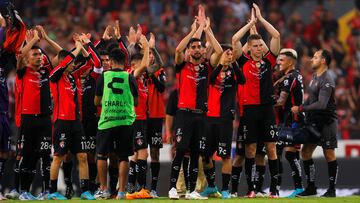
[6,0,360,139]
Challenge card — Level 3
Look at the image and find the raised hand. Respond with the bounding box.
[253,3,263,20]
[102,25,113,40]
[197,4,206,26]
[114,20,121,39]
[35,25,48,39]
[204,17,211,31]
[250,8,257,25]
[148,32,155,49]
[191,19,198,32]
[33,29,40,41]
[139,34,149,48]
[127,26,137,44]
[136,24,142,42]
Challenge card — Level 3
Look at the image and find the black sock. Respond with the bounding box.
[204,166,216,187]
[278,159,283,189]
[303,159,316,188]
[50,179,58,193]
[150,162,160,191]
[231,166,242,194]
[109,166,119,194]
[245,158,255,191]
[20,168,31,192]
[80,179,89,193]
[268,159,279,193]
[128,161,137,193]
[182,156,190,191]
[62,161,73,188]
[285,151,303,189]
[189,152,199,192]
[169,150,185,189]
[255,165,265,192]
[14,159,20,191]
[0,158,6,191]
[88,163,97,192]
[222,173,231,191]
[328,160,338,190]
[40,155,51,192]
[137,159,147,189]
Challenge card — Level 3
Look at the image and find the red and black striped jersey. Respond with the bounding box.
[128,69,148,120]
[237,51,277,106]
[147,68,166,118]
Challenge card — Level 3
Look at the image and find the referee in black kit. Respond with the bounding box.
[291,49,338,197]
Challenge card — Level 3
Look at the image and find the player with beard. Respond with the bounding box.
[291,50,338,197]
[274,48,305,197]
[168,17,223,200]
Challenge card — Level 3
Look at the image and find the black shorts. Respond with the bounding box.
[242,105,277,144]
[133,120,148,151]
[17,115,52,156]
[147,118,163,148]
[236,117,266,156]
[82,117,99,153]
[53,119,86,155]
[317,119,338,149]
[0,114,11,152]
[174,110,206,152]
[96,125,134,157]
[205,117,233,158]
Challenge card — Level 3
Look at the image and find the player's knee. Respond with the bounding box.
[76,153,88,163]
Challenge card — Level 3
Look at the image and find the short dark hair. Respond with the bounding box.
[31,45,41,50]
[130,53,143,62]
[320,49,332,66]
[99,50,109,56]
[247,34,262,43]
[58,49,71,61]
[186,38,202,48]
[109,48,126,65]
[221,43,233,51]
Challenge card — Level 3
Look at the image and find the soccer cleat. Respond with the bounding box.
[245,190,256,198]
[80,191,96,200]
[168,187,179,200]
[255,190,268,197]
[296,187,317,197]
[19,192,37,200]
[268,191,279,198]
[36,191,50,200]
[221,190,231,199]
[150,190,159,198]
[47,192,67,200]
[321,189,336,197]
[136,188,152,199]
[94,189,111,200]
[200,186,220,197]
[126,192,137,200]
[185,191,208,200]
[0,193,7,200]
[5,189,19,199]
[230,192,238,198]
[116,191,126,199]
[65,186,74,199]
[286,188,304,198]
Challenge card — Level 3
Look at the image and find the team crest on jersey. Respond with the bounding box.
[220,72,226,79]
[194,65,200,72]
[176,135,182,143]
[60,141,65,148]
[137,139,143,146]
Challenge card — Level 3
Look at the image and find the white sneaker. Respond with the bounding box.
[0,193,7,200]
[5,189,20,199]
[185,191,208,200]
[168,187,179,200]
[150,190,159,198]
[93,189,111,200]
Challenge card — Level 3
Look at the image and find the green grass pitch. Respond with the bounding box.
[3,196,360,203]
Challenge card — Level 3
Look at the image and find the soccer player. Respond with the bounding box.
[93,48,138,200]
[274,48,305,197]
[291,50,338,197]
[201,46,245,199]
[168,17,222,200]
[48,39,95,200]
[146,33,165,198]
[125,33,151,199]
[232,3,280,197]
[14,27,60,200]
